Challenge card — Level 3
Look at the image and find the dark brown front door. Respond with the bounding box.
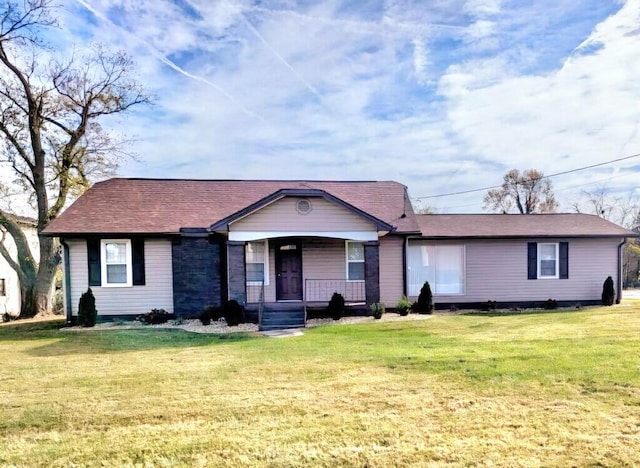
[276,243,303,300]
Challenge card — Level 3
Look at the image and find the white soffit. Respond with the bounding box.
[228,231,378,242]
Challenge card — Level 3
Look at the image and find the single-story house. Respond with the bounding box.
[42,178,635,329]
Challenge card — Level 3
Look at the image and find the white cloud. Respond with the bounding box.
[40,0,638,215]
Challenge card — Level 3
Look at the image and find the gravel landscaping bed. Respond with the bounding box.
[63,313,434,334]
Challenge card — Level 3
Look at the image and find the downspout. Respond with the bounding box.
[60,238,73,324]
[617,238,626,304]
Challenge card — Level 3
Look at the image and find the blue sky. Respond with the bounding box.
[53,0,639,213]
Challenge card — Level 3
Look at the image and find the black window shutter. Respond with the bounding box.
[87,239,101,286]
[527,242,537,280]
[132,239,146,286]
[559,242,569,279]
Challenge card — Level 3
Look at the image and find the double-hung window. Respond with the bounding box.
[528,242,568,280]
[538,243,559,278]
[346,241,365,281]
[101,240,132,287]
[0,278,5,296]
[246,240,268,285]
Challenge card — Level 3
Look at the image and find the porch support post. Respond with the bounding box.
[227,240,246,305]
[364,240,380,306]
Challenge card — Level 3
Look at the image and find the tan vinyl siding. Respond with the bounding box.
[230,197,375,232]
[302,238,362,301]
[302,238,346,280]
[67,239,174,315]
[407,238,620,303]
[379,236,404,307]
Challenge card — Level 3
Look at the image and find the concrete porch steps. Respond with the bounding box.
[259,304,305,331]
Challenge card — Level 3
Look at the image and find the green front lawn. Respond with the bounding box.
[1,305,639,466]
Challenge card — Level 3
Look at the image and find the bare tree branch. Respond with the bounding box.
[483,169,558,214]
[0,0,150,317]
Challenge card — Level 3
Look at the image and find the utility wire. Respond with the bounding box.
[416,152,640,200]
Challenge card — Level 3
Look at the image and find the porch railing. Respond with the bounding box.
[246,283,265,304]
[246,281,265,325]
[304,279,366,303]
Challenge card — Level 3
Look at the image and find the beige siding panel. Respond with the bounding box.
[68,239,88,316]
[380,236,404,307]
[231,197,375,232]
[302,238,346,280]
[407,238,620,303]
[68,239,174,316]
[302,238,359,301]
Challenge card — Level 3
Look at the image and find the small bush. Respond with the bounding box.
[413,281,434,314]
[543,298,557,310]
[396,296,412,316]
[172,316,186,326]
[138,308,171,325]
[602,276,615,306]
[223,300,244,326]
[328,292,345,321]
[2,312,16,323]
[77,288,98,327]
[370,302,385,319]
[200,306,221,326]
[481,300,497,312]
[52,289,64,315]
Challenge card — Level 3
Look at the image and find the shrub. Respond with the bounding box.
[602,276,615,306]
[328,292,345,321]
[2,312,15,323]
[200,306,221,326]
[77,288,98,327]
[481,300,497,312]
[370,302,385,319]
[396,296,412,316]
[413,281,434,314]
[172,316,186,326]
[52,289,64,315]
[223,300,244,326]
[543,299,557,310]
[138,308,171,325]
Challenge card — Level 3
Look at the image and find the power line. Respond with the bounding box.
[416,152,640,200]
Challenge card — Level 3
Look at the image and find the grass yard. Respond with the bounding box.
[1,304,639,467]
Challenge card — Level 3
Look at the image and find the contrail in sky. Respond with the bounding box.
[235,8,326,103]
[74,0,264,120]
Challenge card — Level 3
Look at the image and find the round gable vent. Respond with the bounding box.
[296,199,312,215]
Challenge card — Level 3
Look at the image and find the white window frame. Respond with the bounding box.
[100,239,133,287]
[345,240,365,282]
[246,240,269,286]
[538,242,559,279]
[406,242,466,296]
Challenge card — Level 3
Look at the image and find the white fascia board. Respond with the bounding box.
[229,231,378,242]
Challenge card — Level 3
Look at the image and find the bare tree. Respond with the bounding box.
[483,169,558,214]
[571,187,640,228]
[0,0,149,318]
[571,187,640,286]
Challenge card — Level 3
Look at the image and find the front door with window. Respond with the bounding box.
[275,243,303,300]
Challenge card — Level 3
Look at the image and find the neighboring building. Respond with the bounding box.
[42,178,635,328]
[0,217,39,317]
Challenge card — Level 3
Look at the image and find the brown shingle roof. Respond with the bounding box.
[417,214,636,238]
[43,178,419,235]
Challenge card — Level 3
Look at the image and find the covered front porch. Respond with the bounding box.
[226,236,380,328]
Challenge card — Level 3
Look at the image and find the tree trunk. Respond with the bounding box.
[18,234,59,318]
[19,271,37,318]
